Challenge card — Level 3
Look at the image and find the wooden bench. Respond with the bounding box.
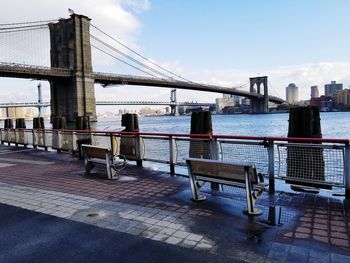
[81,144,126,180]
[185,158,266,216]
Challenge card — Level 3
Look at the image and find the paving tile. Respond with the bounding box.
[172,230,190,239]
[186,233,203,242]
[151,233,169,242]
[2,146,350,262]
[165,236,182,245]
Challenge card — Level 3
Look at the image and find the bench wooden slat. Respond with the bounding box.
[189,160,258,184]
[85,147,108,160]
[81,144,116,180]
[185,157,265,216]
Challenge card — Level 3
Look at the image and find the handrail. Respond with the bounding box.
[1,128,349,144]
[1,127,349,196]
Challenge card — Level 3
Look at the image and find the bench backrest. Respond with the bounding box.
[82,144,110,160]
[186,158,258,184]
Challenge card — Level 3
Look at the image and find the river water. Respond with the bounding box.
[93,112,350,139]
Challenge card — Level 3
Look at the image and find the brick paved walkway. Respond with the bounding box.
[0,145,349,262]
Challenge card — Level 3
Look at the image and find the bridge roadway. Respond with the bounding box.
[0,101,214,108]
[0,62,284,104]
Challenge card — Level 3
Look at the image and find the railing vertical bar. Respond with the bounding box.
[345,143,350,198]
[135,135,142,166]
[268,140,275,194]
[169,136,175,175]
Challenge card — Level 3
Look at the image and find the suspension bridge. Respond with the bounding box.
[0,14,284,122]
[0,101,213,108]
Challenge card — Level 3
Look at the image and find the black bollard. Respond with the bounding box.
[189,111,213,159]
[52,117,60,129]
[59,116,66,130]
[5,119,14,129]
[15,118,26,129]
[120,113,141,166]
[33,118,40,129]
[53,116,66,130]
[39,117,45,129]
[189,111,219,190]
[287,106,326,188]
[75,116,91,159]
[76,116,84,130]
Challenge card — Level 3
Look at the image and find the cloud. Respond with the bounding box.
[262,62,350,99]
[0,2,349,111]
[82,61,350,107]
[0,0,149,67]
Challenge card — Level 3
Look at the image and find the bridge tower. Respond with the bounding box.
[170,89,178,116]
[48,14,96,123]
[249,76,269,113]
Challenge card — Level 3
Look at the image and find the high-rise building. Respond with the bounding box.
[215,94,235,113]
[325,81,343,97]
[334,89,350,107]
[310,85,319,98]
[286,83,298,104]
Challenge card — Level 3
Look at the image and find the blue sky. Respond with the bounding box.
[141,0,350,70]
[0,0,349,109]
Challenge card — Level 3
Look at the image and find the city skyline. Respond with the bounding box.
[0,0,349,111]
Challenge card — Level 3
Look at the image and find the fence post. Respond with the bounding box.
[209,137,220,160]
[169,136,176,175]
[267,140,275,194]
[210,137,220,190]
[32,129,37,149]
[345,143,350,198]
[57,130,62,153]
[72,132,77,155]
[43,130,48,151]
[135,135,143,167]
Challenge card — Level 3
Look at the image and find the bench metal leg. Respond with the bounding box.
[106,153,117,180]
[106,164,117,179]
[84,157,93,174]
[188,173,206,202]
[243,168,262,216]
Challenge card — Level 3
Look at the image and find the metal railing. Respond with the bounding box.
[1,128,349,196]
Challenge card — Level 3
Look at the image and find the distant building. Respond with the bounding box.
[286,83,298,104]
[325,81,342,97]
[310,85,319,98]
[310,96,334,111]
[334,89,350,108]
[241,98,250,106]
[215,94,235,113]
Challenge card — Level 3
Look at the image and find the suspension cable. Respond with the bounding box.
[91,23,192,82]
[0,26,48,34]
[91,34,172,79]
[91,44,157,78]
[0,19,57,26]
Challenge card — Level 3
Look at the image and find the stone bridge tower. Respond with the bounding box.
[49,14,96,123]
[250,76,269,113]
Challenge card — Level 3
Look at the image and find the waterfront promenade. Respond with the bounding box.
[0,144,349,262]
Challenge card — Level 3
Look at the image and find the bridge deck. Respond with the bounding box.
[0,62,284,104]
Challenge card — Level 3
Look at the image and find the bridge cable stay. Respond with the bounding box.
[0,24,49,31]
[0,26,48,34]
[91,35,173,79]
[90,24,250,95]
[0,19,58,26]
[0,22,50,66]
[267,80,283,99]
[91,24,191,82]
[91,44,157,78]
[91,24,255,92]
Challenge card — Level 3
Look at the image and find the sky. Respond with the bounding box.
[0,0,349,112]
